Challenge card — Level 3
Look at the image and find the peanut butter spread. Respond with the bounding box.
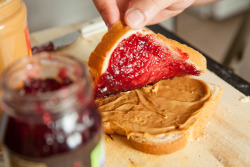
[96,77,211,139]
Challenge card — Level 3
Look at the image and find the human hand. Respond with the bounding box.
[93,0,195,29]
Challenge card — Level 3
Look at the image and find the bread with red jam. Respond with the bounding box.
[88,21,206,99]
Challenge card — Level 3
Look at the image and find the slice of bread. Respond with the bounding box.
[88,21,207,98]
[96,78,222,155]
[130,83,222,154]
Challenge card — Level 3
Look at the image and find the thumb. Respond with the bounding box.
[124,0,174,29]
[93,0,120,28]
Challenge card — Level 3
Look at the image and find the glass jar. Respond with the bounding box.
[0,52,104,167]
[0,0,31,75]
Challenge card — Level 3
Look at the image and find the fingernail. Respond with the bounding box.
[125,9,145,28]
[106,22,112,29]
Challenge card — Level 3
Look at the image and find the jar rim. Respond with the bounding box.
[1,52,91,101]
[0,52,93,120]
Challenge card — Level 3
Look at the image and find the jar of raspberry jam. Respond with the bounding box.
[0,52,104,167]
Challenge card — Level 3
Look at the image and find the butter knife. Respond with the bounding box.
[32,17,107,54]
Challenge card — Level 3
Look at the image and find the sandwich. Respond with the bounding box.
[88,21,222,154]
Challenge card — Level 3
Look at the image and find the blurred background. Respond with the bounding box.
[23,0,250,83]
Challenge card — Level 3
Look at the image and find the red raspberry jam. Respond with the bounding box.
[95,33,200,98]
[32,41,55,54]
[19,77,73,95]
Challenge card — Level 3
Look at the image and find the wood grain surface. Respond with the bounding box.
[29,23,250,167]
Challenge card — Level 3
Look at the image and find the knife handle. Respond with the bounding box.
[81,17,107,37]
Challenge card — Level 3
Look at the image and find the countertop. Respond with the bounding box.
[1,19,249,167]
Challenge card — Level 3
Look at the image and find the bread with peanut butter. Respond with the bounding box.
[88,21,222,154]
[96,77,222,155]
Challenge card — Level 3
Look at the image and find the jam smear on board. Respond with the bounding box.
[95,33,200,99]
[32,42,55,54]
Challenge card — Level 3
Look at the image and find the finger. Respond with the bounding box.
[92,0,120,28]
[146,9,183,25]
[124,0,175,29]
[116,0,130,23]
[147,0,195,25]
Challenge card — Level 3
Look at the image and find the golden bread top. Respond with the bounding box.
[96,77,211,139]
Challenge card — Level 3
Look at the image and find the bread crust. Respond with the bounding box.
[129,133,188,155]
[88,22,131,84]
[88,21,206,85]
[156,34,207,73]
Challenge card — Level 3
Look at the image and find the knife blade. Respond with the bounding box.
[32,31,81,54]
[32,17,107,54]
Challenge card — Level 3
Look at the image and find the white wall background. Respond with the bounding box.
[24,0,250,35]
[188,0,250,20]
[23,0,100,32]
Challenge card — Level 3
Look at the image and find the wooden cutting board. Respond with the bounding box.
[30,27,250,167]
